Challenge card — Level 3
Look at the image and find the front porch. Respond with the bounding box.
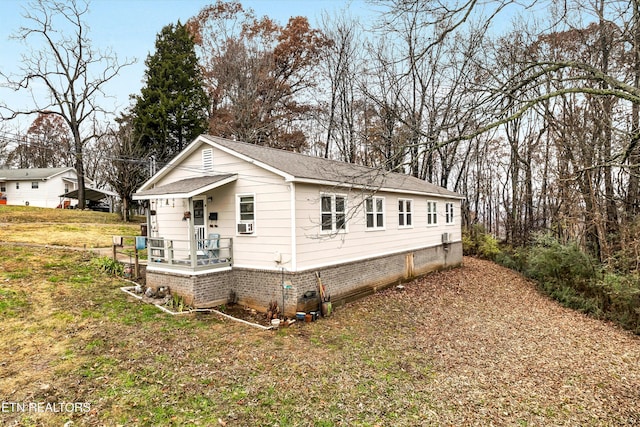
[147,235,233,272]
[134,173,240,273]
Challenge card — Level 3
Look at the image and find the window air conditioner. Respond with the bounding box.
[237,222,254,234]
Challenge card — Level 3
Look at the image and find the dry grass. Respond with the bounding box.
[1,245,638,426]
[0,223,142,247]
[0,206,142,247]
[0,205,128,224]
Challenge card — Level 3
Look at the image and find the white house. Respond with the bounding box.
[0,167,116,210]
[0,167,79,208]
[134,135,463,315]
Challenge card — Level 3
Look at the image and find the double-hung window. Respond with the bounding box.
[398,199,413,227]
[365,196,385,229]
[427,201,437,225]
[239,195,255,221]
[237,194,256,234]
[445,202,454,224]
[321,194,347,233]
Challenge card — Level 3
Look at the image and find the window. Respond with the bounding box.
[445,202,454,224]
[321,194,346,233]
[427,201,437,225]
[64,184,69,193]
[15,182,19,190]
[398,199,413,227]
[202,148,213,171]
[365,196,385,229]
[32,182,39,189]
[238,195,255,222]
[0,183,5,192]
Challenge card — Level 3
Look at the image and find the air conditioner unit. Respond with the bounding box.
[237,222,254,234]
[442,232,451,244]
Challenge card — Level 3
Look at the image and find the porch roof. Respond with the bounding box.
[133,174,237,200]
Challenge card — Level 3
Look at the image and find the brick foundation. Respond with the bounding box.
[145,242,462,316]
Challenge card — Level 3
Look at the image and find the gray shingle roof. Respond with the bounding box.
[203,135,462,198]
[135,174,237,198]
[0,167,75,181]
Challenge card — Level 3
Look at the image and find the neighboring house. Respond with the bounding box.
[0,167,80,208]
[134,135,464,316]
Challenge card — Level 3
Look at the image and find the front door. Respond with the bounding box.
[193,198,206,249]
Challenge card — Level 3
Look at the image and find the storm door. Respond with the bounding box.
[193,198,206,249]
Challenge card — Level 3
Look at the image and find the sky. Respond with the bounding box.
[0,0,369,131]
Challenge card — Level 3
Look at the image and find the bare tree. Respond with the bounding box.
[6,113,74,168]
[0,0,133,208]
[104,113,148,222]
[318,11,364,162]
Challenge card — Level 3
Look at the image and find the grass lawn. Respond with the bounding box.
[0,207,639,426]
[0,205,143,247]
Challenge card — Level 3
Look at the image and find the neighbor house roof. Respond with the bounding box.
[0,167,76,181]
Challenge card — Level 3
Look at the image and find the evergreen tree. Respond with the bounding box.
[132,21,209,165]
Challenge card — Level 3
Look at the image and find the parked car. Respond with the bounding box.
[88,201,110,212]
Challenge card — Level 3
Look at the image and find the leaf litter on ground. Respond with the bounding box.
[1,248,639,426]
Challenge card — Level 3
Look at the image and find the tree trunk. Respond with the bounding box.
[627,0,640,217]
[72,126,86,210]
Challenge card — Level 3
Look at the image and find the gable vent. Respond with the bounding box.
[202,148,213,171]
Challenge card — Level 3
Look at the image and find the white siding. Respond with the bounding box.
[151,144,294,270]
[2,170,77,208]
[147,141,462,272]
[294,183,461,270]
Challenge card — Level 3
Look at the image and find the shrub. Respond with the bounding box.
[91,256,124,276]
[463,224,501,260]
[520,233,640,332]
[462,232,475,255]
[495,246,528,273]
[597,273,640,333]
[525,233,598,287]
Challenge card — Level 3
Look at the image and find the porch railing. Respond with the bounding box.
[147,236,233,271]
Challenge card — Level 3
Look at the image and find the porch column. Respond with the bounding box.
[188,197,197,265]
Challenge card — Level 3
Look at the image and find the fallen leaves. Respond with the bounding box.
[371,257,640,425]
[1,249,639,426]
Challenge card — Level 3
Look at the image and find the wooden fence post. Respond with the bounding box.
[134,246,140,280]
